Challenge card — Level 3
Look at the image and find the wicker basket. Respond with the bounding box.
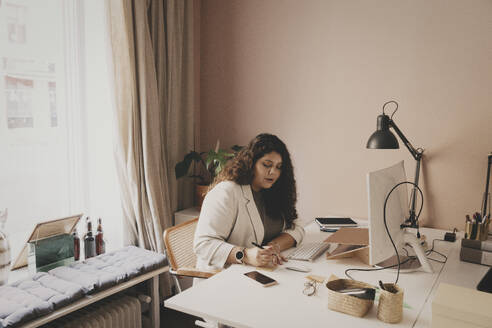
[377,283,404,323]
[326,279,375,317]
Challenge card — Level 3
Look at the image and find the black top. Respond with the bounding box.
[252,189,283,245]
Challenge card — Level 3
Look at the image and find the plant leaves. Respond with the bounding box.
[175,160,190,179]
[205,150,216,170]
[188,151,202,162]
[176,145,244,180]
[215,162,222,176]
[175,151,204,179]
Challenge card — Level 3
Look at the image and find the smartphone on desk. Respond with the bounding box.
[319,226,339,232]
[244,271,278,287]
[315,217,357,228]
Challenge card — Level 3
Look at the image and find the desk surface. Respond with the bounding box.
[165,223,488,328]
[413,231,489,328]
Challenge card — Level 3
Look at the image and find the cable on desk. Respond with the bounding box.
[404,238,448,263]
[382,181,424,284]
[345,238,449,280]
[402,238,448,264]
[344,256,414,281]
[424,238,448,263]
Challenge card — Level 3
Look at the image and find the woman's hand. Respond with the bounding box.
[267,242,288,265]
[244,247,277,267]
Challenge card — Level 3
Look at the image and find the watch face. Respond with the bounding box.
[236,249,244,262]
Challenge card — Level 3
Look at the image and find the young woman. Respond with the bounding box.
[194,133,304,271]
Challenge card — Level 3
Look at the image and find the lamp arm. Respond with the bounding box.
[482,153,492,217]
[407,157,421,226]
[389,119,424,230]
[388,120,422,161]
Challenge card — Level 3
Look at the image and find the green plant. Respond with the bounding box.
[175,141,242,185]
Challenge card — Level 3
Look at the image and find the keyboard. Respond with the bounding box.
[287,242,331,261]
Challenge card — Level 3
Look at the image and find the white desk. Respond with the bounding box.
[164,223,487,328]
[413,232,489,328]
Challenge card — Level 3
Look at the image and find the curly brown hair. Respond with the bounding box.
[210,133,298,229]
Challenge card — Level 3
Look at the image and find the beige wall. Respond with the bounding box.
[199,0,492,230]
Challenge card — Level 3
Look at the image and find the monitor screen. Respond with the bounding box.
[367,161,409,265]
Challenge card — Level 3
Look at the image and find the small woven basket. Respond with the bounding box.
[326,279,374,317]
[377,283,404,323]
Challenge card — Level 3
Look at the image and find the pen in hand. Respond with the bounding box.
[251,242,264,249]
[252,242,283,265]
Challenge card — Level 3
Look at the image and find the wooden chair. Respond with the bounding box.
[163,218,218,293]
[164,218,221,328]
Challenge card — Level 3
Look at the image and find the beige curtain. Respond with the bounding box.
[106,0,195,253]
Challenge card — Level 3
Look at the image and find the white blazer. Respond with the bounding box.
[193,181,305,271]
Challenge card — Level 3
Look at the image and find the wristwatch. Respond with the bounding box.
[235,248,246,264]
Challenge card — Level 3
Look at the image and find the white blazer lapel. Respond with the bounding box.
[241,185,265,244]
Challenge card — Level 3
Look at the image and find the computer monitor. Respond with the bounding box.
[367,161,432,273]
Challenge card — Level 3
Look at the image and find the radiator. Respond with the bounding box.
[47,294,142,328]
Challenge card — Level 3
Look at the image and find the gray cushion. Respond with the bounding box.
[0,246,166,327]
[49,246,167,293]
[0,273,84,328]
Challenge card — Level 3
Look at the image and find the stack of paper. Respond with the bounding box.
[460,237,492,266]
[432,283,492,328]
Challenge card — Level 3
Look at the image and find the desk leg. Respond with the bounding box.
[150,275,160,328]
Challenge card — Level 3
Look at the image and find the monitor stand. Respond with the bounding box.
[375,232,433,273]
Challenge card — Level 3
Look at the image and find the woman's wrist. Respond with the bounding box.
[267,241,280,253]
[243,247,253,265]
[228,246,245,264]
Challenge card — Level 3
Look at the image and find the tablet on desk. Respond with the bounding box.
[315,217,357,228]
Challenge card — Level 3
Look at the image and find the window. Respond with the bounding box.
[4,74,34,128]
[6,2,26,44]
[0,0,122,262]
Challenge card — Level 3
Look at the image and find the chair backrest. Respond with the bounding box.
[163,218,198,271]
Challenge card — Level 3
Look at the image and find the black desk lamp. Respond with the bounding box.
[367,100,424,231]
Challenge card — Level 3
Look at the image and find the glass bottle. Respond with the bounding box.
[96,218,105,255]
[84,218,96,259]
[73,228,80,261]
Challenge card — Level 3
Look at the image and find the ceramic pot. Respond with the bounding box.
[195,184,209,209]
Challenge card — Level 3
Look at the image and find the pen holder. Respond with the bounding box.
[465,222,472,239]
[475,223,483,240]
[377,283,404,324]
[479,221,490,241]
[326,279,374,317]
[465,221,490,241]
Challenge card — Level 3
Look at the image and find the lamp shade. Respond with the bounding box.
[366,114,399,149]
